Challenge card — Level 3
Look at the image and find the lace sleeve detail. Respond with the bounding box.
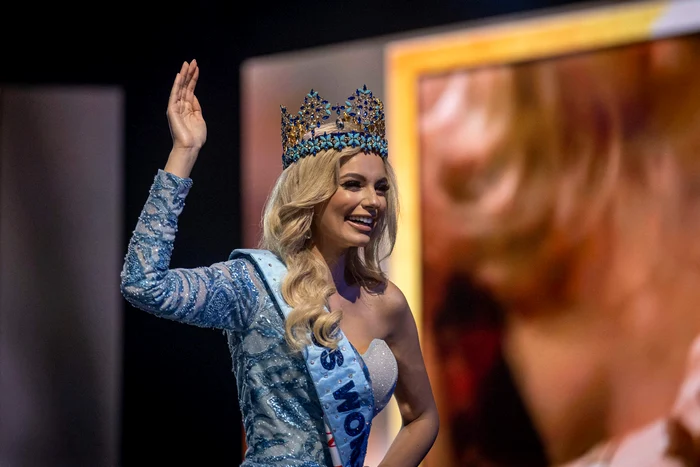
[120,169,259,330]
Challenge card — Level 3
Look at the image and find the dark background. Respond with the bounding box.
[2,0,609,464]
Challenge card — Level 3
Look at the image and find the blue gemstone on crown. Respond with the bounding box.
[280,86,388,169]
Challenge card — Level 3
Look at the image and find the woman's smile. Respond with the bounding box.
[346,215,375,233]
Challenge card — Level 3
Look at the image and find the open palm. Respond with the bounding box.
[167,59,207,151]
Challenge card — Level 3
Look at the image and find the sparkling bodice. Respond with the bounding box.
[360,339,398,415]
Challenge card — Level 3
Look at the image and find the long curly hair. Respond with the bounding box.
[259,123,399,350]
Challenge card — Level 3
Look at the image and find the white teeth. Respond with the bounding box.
[347,216,373,225]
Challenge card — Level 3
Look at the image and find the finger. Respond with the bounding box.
[187,63,199,101]
[181,62,194,103]
[192,94,202,114]
[168,71,182,109]
[168,61,190,114]
[183,60,197,96]
[180,60,195,103]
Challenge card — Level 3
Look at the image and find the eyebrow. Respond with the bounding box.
[340,172,389,183]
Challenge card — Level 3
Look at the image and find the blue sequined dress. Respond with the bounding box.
[120,170,398,467]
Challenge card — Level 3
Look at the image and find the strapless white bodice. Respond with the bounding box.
[360,339,398,415]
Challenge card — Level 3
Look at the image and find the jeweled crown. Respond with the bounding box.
[280,86,388,169]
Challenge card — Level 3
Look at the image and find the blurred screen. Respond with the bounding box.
[388,1,700,465]
[417,31,700,465]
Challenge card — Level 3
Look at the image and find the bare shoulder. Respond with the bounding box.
[384,280,410,316]
[364,279,410,323]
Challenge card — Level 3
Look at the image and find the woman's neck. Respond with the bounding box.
[311,244,348,288]
[329,254,348,288]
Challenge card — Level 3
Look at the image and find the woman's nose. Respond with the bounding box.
[363,188,380,209]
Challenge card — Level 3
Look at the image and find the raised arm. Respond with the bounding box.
[380,282,440,467]
[120,60,259,331]
[120,169,260,331]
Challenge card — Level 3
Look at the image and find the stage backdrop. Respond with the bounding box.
[0,87,123,467]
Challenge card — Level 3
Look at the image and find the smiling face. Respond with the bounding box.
[312,153,390,262]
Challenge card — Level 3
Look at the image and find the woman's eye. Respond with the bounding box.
[376,184,390,193]
[342,181,361,189]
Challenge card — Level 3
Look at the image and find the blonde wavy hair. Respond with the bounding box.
[259,122,399,350]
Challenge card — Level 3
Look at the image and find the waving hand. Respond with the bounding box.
[164,59,207,178]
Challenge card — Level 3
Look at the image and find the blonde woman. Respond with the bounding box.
[120,59,438,467]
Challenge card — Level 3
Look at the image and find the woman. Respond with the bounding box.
[120,59,439,467]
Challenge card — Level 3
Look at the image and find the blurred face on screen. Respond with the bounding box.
[417,33,700,466]
[418,66,550,301]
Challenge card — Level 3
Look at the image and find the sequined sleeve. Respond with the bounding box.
[120,169,260,331]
